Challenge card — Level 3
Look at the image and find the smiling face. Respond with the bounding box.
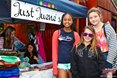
[28,45,33,53]
[83,28,93,43]
[11,30,16,38]
[63,14,73,28]
[88,12,102,26]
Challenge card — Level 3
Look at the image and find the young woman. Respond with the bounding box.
[88,7,117,78]
[1,26,25,51]
[71,26,104,78]
[52,13,80,78]
[24,43,38,64]
[0,23,4,49]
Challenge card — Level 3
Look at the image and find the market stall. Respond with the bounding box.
[20,69,53,78]
[0,0,88,77]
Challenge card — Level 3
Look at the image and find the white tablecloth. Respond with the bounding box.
[20,62,53,78]
[20,69,53,78]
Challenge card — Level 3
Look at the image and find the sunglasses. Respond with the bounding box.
[83,33,93,37]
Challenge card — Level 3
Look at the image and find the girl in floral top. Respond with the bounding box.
[88,7,117,78]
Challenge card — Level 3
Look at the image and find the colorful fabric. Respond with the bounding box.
[0,68,19,77]
[58,63,71,70]
[13,37,25,51]
[0,61,20,67]
[36,32,46,62]
[96,29,109,52]
[9,76,19,78]
[0,55,20,63]
[0,56,20,63]
[0,56,20,67]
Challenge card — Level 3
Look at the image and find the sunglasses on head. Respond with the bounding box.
[83,33,93,37]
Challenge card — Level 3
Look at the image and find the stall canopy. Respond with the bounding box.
[0,0,27,23]
[0,0,88,23]
[22,0,88,18]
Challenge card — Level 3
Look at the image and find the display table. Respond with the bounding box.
[20,62,53,78]
[20,69,53,78]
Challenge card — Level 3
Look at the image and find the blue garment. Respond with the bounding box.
[103,52,112,68]
[38,55,44,64]
[13,37,25,52]
[58,63,71,70]
[0,67,19,77]
[58,28,74,63]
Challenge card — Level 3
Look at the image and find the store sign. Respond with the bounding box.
[11,0,64,25]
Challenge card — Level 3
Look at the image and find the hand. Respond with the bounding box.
[34,56,38,62]
[53,75,57,78]
[106,72,113,78]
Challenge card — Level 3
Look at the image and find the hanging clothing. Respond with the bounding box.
[36,32,46,62]
[28,33,36,44]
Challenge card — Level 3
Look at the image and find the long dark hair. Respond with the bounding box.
[24,43,38,58]
[0,23,4,36]
[3,26,16,49]
[60,13,76,31]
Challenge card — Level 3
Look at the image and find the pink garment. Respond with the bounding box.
[36,32,46,62]
[9,77,19,78]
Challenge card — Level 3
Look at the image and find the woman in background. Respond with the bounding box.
[24,43,38,64]
[0,23,4,49]
[1,26,25,51]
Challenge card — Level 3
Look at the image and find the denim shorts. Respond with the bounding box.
[103,52,112,68]
[58,63,71,71]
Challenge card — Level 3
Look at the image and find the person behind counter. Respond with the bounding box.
[0,23,4,49]
[0,26,25,52]
[24,43,38,64]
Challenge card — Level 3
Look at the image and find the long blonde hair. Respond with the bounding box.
[77,26,98,56]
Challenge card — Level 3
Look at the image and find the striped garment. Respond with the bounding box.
[104,22,117,64]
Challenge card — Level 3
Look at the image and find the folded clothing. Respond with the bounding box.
[0,55,20,63]
[0,55,20,67]
[0,67,20,77]
[0,61,20,67]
